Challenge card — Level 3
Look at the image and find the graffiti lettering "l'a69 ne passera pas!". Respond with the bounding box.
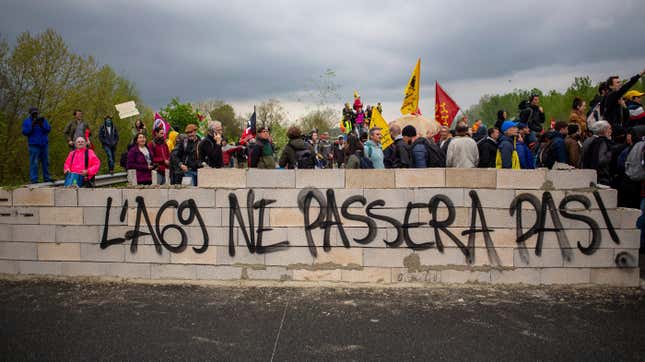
[99,188,634,267]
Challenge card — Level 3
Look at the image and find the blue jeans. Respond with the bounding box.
[637,198,645,252]
[64,172,85,187]
[185,171,198,186]
[28,144,51,183]
[103,145,116,171]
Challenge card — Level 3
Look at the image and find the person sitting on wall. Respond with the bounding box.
[63,136,100,187]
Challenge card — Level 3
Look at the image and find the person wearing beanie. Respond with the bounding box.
[22,107,53,183]
[402,125,445,168]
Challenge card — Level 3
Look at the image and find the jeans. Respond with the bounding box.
[103,145,116,171]
[184,171,198,186]
[64,172,84,187]
[28,144,51,183]
[156,172,166,185]
[637,198,645,252]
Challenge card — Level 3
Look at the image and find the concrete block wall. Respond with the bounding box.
[0,168,640,286]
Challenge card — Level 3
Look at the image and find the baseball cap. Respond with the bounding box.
[624,90,645,99]
[501,120,519,133]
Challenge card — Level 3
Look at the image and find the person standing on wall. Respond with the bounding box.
[99,115,119,174]
[63,109,89,150]
[22,107,53,183]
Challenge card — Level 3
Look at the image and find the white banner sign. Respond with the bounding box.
[114,101,140,119]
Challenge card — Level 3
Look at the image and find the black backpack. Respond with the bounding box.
[358,151,374,169]
[424,141,446,167]
[292,146,316,169]
[537,140,555,169]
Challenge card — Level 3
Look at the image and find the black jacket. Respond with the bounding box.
[477,137,498,168]
[198,134,223,168]
[98,121,119,147]
[582,136,613,186]
[176,137,200,171]
[520,104,545,132]
[383,137,410,168]
[603,74,642,126]
[279,138,313,169]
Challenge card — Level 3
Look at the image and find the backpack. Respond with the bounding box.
[536,139,556,169]
[625,140,645,181]
[423,141,446,167]
[292,145,316,169]
[495,138,521,169]
[71,148,96,187]
[358,153,374,169]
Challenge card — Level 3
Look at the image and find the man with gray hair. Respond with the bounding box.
[581,120,613,186]
[384,124,410,168]
[198,121,223,168]
[364,127,385,169]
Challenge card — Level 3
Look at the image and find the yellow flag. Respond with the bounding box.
[369,107,393,149]
[400,58,420,115]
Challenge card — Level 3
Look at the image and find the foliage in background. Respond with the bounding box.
[160,97,198,134]
[0,29,146,185]
[465,76,645,128]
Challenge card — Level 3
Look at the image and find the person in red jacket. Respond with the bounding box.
[149,127,170,184]
[127,133,154,185]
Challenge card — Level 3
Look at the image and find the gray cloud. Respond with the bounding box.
[1,0,644,115]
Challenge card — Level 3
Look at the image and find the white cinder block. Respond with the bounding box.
[168,188,216,207]
[38,243,81,261]
[39,207,84,225]
[295,169,345,189]
[540,268,590,285]
[496,169,546,189]
[151,264,197,279]
[199,168,246,188]
[78,189,122,207]
[54,188,77,207]
[341,267,392,283]
[546,169,596,189]
[395,169,445,188]
[11,225,56,242]
[12,188,54,206]
[0,242,38,260]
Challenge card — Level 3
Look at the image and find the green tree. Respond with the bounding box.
[0,29,142,184]
[210,103,242,141]
[299,108,336,134]
[257,98,287,130]
[160,97,197,134]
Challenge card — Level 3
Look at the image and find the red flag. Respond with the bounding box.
[434,82,460,128]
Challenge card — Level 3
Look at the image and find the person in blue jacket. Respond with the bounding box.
[516,123,535,169]
[22,107,53,183]
[498,120,519,168]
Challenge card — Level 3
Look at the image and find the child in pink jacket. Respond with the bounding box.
[63,137,101,187]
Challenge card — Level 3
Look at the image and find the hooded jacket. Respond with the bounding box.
[582,135,613,186]
[279,138,314,169]
[477,137,498,168]
[99,120,119,147]
[497,135,515,169]
[63,147,100,178]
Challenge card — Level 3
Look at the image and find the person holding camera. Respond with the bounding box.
[22,107,53,183]
[126,133,155,185]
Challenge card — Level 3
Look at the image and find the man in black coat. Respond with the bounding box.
[198,123,223,168]
[477,127,499,168]
[383,124,410,168]
[602,68,645,127]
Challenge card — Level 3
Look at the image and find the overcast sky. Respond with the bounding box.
[2,0,645,121]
